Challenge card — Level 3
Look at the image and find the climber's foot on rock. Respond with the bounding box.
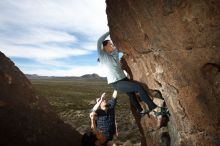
[149,107,168,118]
[139,109,149,117]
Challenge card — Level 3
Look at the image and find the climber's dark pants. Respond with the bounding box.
[111,78,157,112]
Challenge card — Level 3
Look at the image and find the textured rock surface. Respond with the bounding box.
[106,0,220,145]
[0,52,82,146]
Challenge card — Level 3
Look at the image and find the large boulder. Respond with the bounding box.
[106,0,220,145]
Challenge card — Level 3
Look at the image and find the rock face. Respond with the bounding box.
[0,52,82,146]
[106,0,220,145]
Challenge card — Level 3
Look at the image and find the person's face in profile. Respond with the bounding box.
[104,41,114,53]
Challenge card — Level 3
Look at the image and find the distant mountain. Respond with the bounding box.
[26,73,106,80]
[80,73,106,80]
[25,74,52,80]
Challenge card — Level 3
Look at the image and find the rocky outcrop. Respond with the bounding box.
[106,0,220,145]
[0,52,81,146]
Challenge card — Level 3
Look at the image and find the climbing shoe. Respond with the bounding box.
[150,107,169,117]
[139,109,149,117]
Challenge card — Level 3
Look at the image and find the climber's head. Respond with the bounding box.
[100,97,107,108]
[96,96,108,110]
[102,40,114,53]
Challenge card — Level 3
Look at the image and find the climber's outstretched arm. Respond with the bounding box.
[97,31,110,55]
[108,90,118,109]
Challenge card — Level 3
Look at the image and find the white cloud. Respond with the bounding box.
[81,43,97,51]
[0,0,108,57]
[17,28,77,44]
[0,0,108,76]
[0,0,108,35]
[1,44,90,60]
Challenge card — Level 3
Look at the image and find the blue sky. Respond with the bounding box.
[0,0,109,76]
